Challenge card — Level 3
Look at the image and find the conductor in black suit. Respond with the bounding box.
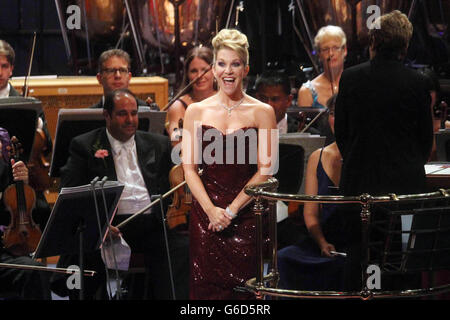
[335,10,433,197]
[334,10,433,291]
[53,88,189,300]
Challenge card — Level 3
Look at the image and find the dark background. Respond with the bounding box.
[0,0,449,96]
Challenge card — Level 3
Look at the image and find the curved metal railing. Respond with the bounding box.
[243,178,450,300]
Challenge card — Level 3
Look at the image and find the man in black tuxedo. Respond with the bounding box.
[335,10,433,197]
[90,49,156,109]
[334,10,433,291]
[52,88,188,300]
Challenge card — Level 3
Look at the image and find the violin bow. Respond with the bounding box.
[327,56,335,95]
[299,108,328,133]
[161,64,213,111]
[115,168,203,229]
[23,31,37,98]
[0,262,96,277]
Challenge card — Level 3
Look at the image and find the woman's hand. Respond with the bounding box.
[11,159,29,184]
[206,206,232,232]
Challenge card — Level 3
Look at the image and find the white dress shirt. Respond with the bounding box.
[106,130,152,215]
[0,83,11,98]
[277,114,288,134]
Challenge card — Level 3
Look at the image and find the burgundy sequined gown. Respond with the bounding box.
[189,125,258,300]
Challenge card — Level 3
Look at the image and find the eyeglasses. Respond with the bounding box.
[102,67,129,76]
[319,46,344,54]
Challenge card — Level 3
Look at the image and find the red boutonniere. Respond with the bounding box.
[93,139,109,167]
[94,149,109,159]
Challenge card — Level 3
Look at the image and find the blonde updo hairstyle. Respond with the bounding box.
[212,29,249,66]
[314,25,347,51]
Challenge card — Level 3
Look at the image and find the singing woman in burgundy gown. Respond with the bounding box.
[181,28,277,300]
[189,125,258,299]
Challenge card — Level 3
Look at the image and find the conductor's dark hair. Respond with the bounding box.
[254,70,291,96]
[103,88,137,115]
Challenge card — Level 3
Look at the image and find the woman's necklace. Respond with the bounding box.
[221,97,245,116]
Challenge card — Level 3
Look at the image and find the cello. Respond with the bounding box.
[2,136,41,256]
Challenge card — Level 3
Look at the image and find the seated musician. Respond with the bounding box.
[297,26,347,109]
[255,70,334,144]
[90,49,158,110]
[0,128,51,300]
[254,70,297,134]
[166,46,216,146]
[277,94,353,291]
[51,88,189,300]
[0,39,53,231]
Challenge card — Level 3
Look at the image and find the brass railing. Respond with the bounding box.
[243,178,450,300]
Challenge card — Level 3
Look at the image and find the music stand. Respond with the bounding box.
[274,143,305,194]
[33,181,124,299]
[49,107,165,177]
[436,129,450,161]
[0,97,41,162]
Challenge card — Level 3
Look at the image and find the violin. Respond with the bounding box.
[2,137,41,256]
[166,118,191,230]
[166,164,191,230]
[21,31,52,192]
[27,128,51,192]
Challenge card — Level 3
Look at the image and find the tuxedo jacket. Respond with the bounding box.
[8,84,21,97]
[61,126,171,193]
[60,127,172,224]
[335,56,433,196]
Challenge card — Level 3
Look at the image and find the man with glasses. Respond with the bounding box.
[90,49,155,109]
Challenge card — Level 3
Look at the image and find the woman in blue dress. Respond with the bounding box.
[278,94,358,291]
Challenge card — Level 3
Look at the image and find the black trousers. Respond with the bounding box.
[0,250,51,300]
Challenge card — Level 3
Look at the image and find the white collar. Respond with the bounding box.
[0,83,11,98]
[106,129,135,155]
[277,114,288,134]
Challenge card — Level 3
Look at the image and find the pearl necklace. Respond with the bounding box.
[221,97,245,116]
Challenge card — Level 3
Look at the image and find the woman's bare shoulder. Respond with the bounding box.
[168,99,187,115]
[308,148,322,164]
[298,85,313,106]
[247,95,272,112]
